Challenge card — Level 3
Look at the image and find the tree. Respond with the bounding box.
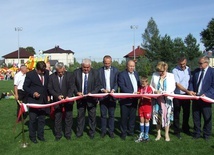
[136,56,152,76]
[184,33,201,61]
[25,46,36,54]
[200,18,214,51]
[142,17,161,61]
[173,37,186,56]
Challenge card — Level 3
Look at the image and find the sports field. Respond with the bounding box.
[0,80,213,155]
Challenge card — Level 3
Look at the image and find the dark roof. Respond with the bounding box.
[124,46,146,58]
[2,48,34,58]
[43,46,74,54]
[49,60,58,66]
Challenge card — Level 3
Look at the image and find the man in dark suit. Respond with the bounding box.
[98,55,119,138]
[189,56,214,140]
[48,62,74,141]
[23,61,49,144]
[73,58,102,139]
[118,60,141,140]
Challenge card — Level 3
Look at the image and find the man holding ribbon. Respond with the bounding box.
[189,56,214,141]
[23,61,49,144]
[73,58,102,139]
[48,62,74,141]
[172,56,192,139]
[98,55,119,138]
[118,60,141,140]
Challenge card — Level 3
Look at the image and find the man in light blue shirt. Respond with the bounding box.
[172,56,192,139]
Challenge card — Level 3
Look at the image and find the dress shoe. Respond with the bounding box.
[175,133,181,139]
[121,136,126,140]
[109,133,115,139]
[65,136,71,140]
[38,137,46,142]
[30,139,38,144]
[76,134,83,138]
[101,133,106,138]
[89,135,94,139]
[183,130,192,136]
[192,136,200,140]
[55,137,61,141]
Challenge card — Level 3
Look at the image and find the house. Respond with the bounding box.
[123,46,146,62]
[43,46,74,66]
[2,48,33,66]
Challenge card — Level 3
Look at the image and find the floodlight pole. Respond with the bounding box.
[130,25,138,61]
[15,27,23,66]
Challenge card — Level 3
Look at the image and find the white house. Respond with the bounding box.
[2,48,33,66]
[43,46,75,66]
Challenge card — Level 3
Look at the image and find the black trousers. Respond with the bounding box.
[120,103,137,137]
[29,108,46,140]
[173,97,190,134]
[76,100,96,137]
[192,99,212,139]
[100,100,116,135]
[54,104,73,138]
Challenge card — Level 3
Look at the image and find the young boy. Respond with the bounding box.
[135,76,153,142]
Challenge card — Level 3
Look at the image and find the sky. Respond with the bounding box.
[0,0,214,62]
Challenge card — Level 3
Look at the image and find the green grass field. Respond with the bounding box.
[0,80,214,155]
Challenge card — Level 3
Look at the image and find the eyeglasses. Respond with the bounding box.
[158,70,164,73]
[198,62,207,65]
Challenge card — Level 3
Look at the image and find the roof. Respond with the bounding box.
[43,46,74,54]
[2,48,34,58]
[124,46,146,58]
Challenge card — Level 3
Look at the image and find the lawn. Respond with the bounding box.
[0,80,214,155]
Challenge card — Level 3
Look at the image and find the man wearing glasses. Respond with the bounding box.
[189,56,214,141]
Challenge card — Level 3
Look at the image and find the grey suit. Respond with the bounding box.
[48,71,74,139]
[73,68,102,137]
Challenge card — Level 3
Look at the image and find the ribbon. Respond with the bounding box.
[17,93,214,122]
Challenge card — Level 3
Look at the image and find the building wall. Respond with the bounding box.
[209,57,214,67]
[5,58,28,65]
[44,53,74,65]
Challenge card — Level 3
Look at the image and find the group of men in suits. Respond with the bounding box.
[22,55,214,144]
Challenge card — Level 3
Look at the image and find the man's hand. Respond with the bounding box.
[33,92,40,98]
[58,95,64,100]
[187,91,196,96]
[77,92,84,96]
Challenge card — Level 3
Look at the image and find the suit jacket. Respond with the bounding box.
[48,71,74,107]
[73,68,102,106]
[118,70,141,106]
[98,66,119,101]
[190,67,214,99]
[23,69,49,104]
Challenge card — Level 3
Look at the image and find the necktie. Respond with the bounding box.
[40,75,44,85]
[196,69,204,93]
[59,76,63,89]
[83,74,88,94]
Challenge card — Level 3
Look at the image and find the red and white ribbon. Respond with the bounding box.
[17,93,214,122]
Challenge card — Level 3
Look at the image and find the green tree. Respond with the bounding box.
[142,17,161,62]
[25,46,36,54]
[136,56,152,76]
[184,33,201,61]
[173,37,186,56]
[200,18,214,50]
[67,58,80,72]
